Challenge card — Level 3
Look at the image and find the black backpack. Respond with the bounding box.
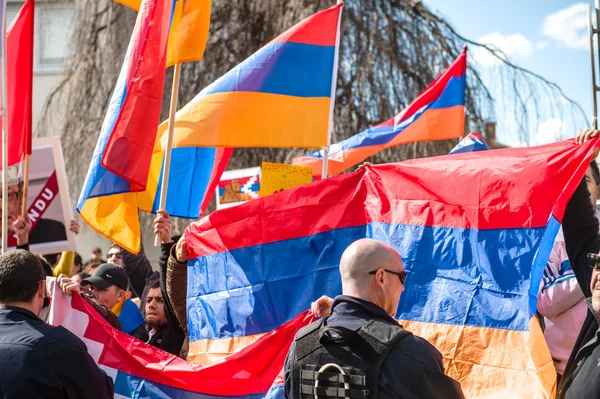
[290,317,411,398]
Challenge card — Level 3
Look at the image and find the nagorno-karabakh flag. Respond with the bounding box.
[183,138,600,397]
[155,3,343,149]
[293,48,467,176]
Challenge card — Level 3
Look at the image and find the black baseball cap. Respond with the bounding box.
[81,263,129,291]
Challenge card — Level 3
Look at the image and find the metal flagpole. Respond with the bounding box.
[154,63,181,246]
[321,0,343,179]
[1,0,8,253]
[591,3,600,129]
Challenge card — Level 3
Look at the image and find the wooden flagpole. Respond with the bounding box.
[154,62,181,246]
[20,154,29,216]
[1,0,8,253]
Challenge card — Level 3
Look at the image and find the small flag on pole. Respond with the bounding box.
[293,49,468,176]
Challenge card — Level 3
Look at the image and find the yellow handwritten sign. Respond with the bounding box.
[259,162,313,197]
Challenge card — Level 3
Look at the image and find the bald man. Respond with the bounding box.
[284,239,464,399]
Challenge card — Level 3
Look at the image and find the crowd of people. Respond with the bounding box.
[2,131,600,398]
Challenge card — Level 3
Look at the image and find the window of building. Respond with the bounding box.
[6,0,75,74]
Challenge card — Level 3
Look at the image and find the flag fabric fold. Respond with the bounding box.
[449,132,489,154]
[79,0,226,253]
[293,49,467,176]
[100,0,172,190]
[184,138,600,397]
[0,0,34,169]
[155,3,343,149]
[116,0,212,67]
[48,280,314,398]
[78,0,173,253]
[136,145,232,218]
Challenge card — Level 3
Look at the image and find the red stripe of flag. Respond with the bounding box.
[100,0,173,191]
[186,139,600,259]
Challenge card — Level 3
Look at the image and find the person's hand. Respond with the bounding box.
[576,129,600,144]
[175,234,188,263]
[57,274,80,296]
[154,210,172,244]
[69,220,80,235]
[311,295,334,318]
[13,216,31,246]
[356,162,372,172]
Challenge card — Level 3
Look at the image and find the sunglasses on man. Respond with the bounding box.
[368,268,407,284]
[587,253,600,269]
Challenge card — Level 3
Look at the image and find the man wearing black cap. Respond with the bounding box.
[81,264,129,308]
[60,263,147,340]
[82,264,147,340]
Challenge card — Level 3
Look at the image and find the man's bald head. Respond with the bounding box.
[340,238,403,297]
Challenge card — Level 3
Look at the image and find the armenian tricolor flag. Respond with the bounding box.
[49,281,314,399]
[183,138,600,397]
[111,298,145,335]
[156,3,343,149]
[79,0,224,253]
[293,49,467,176]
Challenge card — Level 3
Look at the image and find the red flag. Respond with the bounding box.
[100,0,173,191]
[0,0,34,169]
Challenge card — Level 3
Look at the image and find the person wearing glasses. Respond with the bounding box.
[284,238,464,399]
[0,250,114,398]
[107,243,123,266]
[558,129,600,398]
[2,179,67,245]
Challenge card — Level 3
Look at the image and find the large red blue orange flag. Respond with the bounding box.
[48,280,314,398]
[157,3,343,149]
[183,138,600,397]
[0,0,33,169]
[293,49,467,176]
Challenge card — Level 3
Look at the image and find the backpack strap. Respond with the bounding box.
[294,317,327,361]
[358,319,411,398]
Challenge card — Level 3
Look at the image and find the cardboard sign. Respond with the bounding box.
[215,167,261,210]
[259,162,312,197]
[5,136,76,255]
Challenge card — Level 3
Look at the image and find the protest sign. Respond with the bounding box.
[4,136,75,254]
[215,167,261,210]
[259,162,312,197]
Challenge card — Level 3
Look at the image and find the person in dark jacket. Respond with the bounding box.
[141,275,185,355]
[166,231,191,359]
[558,129,600,398]
[284,238,464,399]
[120,242,153,299]
[0,249,114,398]
[118,210,185,356]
